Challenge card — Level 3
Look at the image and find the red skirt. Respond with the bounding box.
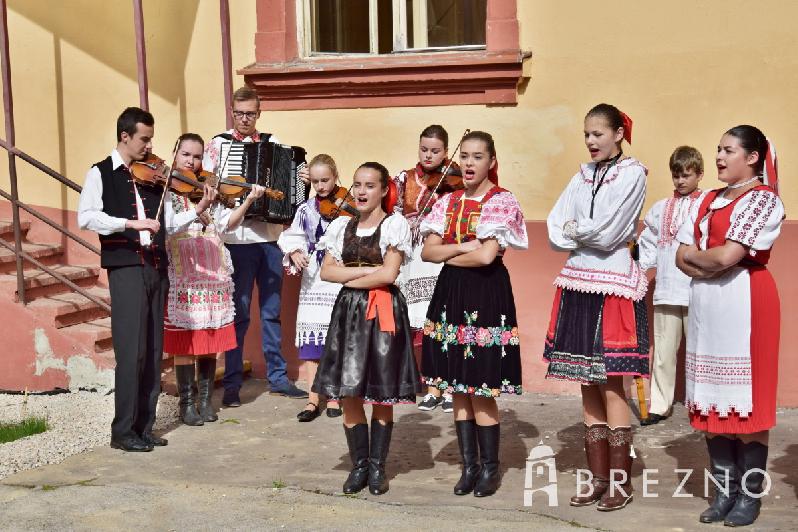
[164,322,237,356]
[689,268,779,434]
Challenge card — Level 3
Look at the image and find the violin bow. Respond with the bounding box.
[154,154,174,223]
[412,128,470,232]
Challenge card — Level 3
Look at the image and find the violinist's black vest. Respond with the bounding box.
[95,156,167,269]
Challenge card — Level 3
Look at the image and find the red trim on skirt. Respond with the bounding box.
[689,268,779,434]
[164,322,237,356]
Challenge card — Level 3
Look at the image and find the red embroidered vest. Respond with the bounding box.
[442,186,507,245]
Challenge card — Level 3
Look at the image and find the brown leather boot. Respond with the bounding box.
[570,423,609,506]
[597,426,633,511]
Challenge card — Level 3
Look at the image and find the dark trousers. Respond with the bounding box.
[223,242,287,391]
[108,264,169,440]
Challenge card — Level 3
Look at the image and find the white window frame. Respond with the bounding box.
[298,0,487,57]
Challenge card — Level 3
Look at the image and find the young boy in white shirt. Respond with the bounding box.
[638,146,704,426]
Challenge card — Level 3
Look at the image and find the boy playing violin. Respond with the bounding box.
[77,107,196,452]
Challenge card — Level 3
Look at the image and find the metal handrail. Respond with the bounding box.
[0,137,82,192]
[0,238,110,313]
[0,188,100,255]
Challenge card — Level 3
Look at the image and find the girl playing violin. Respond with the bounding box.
[393,124,464,413]
[163,133,267,426]
[313,162,422,495]
[277,154,350,421]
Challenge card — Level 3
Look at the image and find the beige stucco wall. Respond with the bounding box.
[2,0,797,219]
[0,0,256,210]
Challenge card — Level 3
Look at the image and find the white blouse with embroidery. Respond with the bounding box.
[547,157,648,301]
[419,190,528,250]
[318,213,414,267]
[638,191,705,306]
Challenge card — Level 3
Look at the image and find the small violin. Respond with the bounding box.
[318,185,359,221]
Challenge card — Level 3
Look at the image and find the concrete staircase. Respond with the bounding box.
[0,218,115,391]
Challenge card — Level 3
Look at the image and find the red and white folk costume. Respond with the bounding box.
[676,185,784,432]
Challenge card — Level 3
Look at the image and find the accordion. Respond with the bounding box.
[215,134,308,224]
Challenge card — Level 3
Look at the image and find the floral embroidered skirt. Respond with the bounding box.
[422,259,522,397]
[543,287,650,385]
[312,285,422,405]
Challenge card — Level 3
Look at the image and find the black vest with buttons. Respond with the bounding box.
[95,156,167,270]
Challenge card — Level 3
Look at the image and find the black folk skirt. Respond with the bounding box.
[421,259,523,398]
[543,287,650,385]
[312,285,422,404]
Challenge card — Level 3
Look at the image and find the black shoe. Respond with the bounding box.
[473,424,500,497]
[297,403,321,422]
[270,382,309,399]
[368,421,394,495]
[417,393,442,411]
[222,387,241,408]
[110,436,153,452]
[724,440,768,527]
[196,358,219,422]
[640,413,669,426]
[140,432,168,447]
[699,436,738,523]
[343,424,369,494]
[326,406,343,418]
[454,419,481,496]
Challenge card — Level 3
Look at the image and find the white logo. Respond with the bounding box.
[524,442,558,507]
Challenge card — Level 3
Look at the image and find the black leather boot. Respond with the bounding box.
[196,358,218,422]
[454,419,481,495]
[724,440,768,527]
[368,421,393,495]
[473,424,500,497]
[699,436,739,523]
[343,424,369,494]
[175,364,203,426]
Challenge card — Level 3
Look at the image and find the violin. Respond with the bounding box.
[131,154,283,207]
[318,185,359,221]
[196,171,284,204]
[422,160,463,193]
[132,153,220,202]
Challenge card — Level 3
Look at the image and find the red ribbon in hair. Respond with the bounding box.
[488,160,499,185]
[764,138,779,195]
[620,112,633,144]
[382,179,399,213]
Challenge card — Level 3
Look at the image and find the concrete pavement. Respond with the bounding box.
[1,380,797,531]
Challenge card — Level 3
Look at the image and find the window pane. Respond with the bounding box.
[426,0,486,47]
[312,0,370,53]
[377,0,393,54]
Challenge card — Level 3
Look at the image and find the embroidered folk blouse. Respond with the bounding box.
[638,190,705,306]
[547,157,648,301]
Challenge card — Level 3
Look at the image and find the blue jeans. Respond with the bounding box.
[223,242,288,390]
